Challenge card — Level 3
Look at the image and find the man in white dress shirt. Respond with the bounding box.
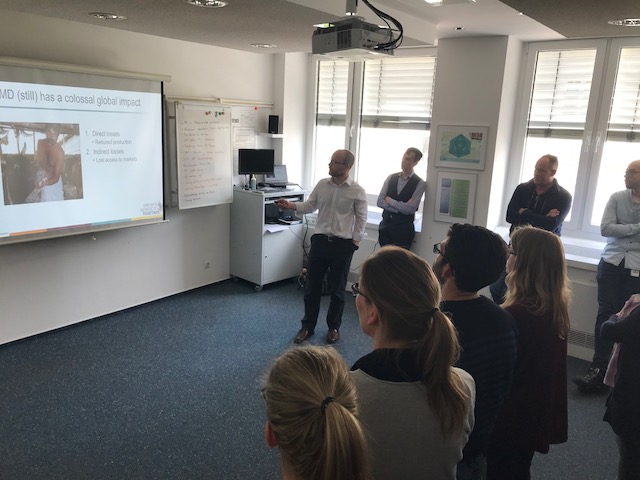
[276,149,367,344]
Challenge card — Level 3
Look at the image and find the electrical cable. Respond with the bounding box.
[298,216,311,289]
[360,0,404,51]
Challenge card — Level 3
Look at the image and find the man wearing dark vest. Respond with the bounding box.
[377,147,426,249]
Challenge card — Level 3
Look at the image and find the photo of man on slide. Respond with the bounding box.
[0,122,82,205]
[28,124,65,202]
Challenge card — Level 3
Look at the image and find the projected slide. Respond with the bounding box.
[0,74,164,244]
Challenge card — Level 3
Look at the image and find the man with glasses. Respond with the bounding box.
[433,224,518,480]
[574,159,640,394]
[377,147,426,249]
[490,154,572,303]
[276,149,367,345]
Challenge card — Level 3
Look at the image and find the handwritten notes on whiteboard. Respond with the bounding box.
[175,103,232,209]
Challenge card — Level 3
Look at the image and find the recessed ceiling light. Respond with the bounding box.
[251,43,277,49]
[424,0,443,6]
[453,26,464,31]
[89,12,127,21]
[608,18,640,27]
[185,0,228,8]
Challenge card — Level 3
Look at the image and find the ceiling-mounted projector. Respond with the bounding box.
[312,16,394,61]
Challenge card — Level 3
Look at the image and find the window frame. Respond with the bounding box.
[582,38,640,234]
[308,48,437,210]
[504,38,640,242]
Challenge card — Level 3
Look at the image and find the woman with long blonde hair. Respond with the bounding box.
[350,246,475,479]
[487,226,571,479]
[263,346,369,480]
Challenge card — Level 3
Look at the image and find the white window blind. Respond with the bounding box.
[316,60,349,126]
[361,56,436,129]
[607,47,640,140]
[312,55,436,196]
[528,49,597,135]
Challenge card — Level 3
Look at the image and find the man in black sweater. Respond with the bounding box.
[433,224,518,480]
[505,154,572,236]
[490,153,572,303]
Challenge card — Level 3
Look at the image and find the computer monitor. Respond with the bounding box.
[238,149,275,175]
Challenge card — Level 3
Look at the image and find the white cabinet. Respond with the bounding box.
[230,187,306,290]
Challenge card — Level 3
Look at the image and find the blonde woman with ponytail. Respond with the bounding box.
[350,246,475,480]
[263,346,369,480]
[486,226,571,480]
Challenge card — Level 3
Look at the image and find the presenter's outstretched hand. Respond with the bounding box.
[275,199,292,210]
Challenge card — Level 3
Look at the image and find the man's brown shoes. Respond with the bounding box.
[294,328,339,344]
[294,328,313,344]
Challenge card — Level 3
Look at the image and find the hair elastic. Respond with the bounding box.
[430,307,439,316]
[321,396,335,414]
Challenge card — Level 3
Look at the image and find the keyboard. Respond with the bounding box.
[279,217,302,225]
[258,187,294,193]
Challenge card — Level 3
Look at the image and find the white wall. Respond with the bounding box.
[273,53,310,187]
[282,53,310,187]
[0,11,276,344]
[487,39,523,231]
[415,36,521,259]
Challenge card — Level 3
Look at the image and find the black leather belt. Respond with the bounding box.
[317,233,349,243]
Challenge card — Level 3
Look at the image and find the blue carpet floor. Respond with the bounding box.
[0,279,618,479]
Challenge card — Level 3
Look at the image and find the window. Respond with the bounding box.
[591,46,640,225]
[311,54,436,206]
[510,38,640,237]
[520,48,600,224]
[313,60,349,184]
[357,57,435,200]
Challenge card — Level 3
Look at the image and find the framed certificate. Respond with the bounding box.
[434,170,477,223]
[435,125,488,171]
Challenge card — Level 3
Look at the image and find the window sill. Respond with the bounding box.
[365,206,423,232]
[494,226,601,272]
[304,208,423,234]
[562,235,603,271]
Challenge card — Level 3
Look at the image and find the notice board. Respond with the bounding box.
[175,102,232,209]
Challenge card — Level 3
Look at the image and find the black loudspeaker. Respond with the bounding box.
[268,115,279,134]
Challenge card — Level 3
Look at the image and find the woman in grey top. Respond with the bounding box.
[350,246,475,480]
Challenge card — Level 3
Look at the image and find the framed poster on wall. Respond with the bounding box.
[435,125,488,170]
[434,170,477,223]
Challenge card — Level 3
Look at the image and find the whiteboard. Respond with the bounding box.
[175,102,232,209]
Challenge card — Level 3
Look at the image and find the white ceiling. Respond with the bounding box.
[499,0,640,40]
[0,0,637,54]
